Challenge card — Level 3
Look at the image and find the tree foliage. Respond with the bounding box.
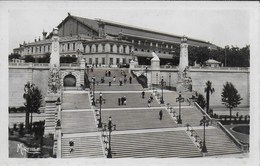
[23,82,43,131]
[38,53,51,63]
[221,82,242,109]
[9,53,21,61]
[197,93,206,109]
[24,55,35,63]
[185,45,250,67]
[221,82,243,121]
[204,80,214,114]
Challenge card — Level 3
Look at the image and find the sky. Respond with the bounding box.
[5,2,252,53]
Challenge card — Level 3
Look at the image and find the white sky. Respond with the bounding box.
[7,2,252,53]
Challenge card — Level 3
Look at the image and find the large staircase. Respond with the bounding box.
[101,108,176,131]
[111,130,201,158]
[62,92,91,110]
[196,128,242,156]
[178,107,204,126]
[61,135,104,158]
[61,111,97,134]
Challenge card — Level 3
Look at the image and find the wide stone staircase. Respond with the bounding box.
[61,135,104,158]
[62,92,91,110]
[94,92,160,108]
[195,128,243,156]
[101,109,177,131]
[61,111,97,134]
[178,107,204,126]
[110,130,202,158]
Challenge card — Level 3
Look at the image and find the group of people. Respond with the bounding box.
[141,90,154,107]
[118,96,127,105]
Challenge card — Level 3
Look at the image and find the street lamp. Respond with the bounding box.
[160,76,166,104]
[145,66,148,88]
[103,116,116,158]
[96,92,106,128]
[92,76,96,106]
[169,73,171,90]
[225,45,229,67]
[156,73,158,87]
[200,115,209,153]
[176,91,184,124]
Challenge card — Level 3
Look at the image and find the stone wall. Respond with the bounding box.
[190,70,249,107]
[138,68,249,107]
[9,64,85,107]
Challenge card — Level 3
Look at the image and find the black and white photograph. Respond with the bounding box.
[0,1,259,166]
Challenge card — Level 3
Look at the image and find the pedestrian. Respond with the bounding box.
[69,139,74,153]
[91,66,94,72]
[148,99,151,107]
[141,90,145,99]
[129,76,132,84]
[121,96,125,105]
[108,70,111,77]
[159,110,163,120]
[123,96,127,105]
[113,75,116,82]
[124,77,127,84]
[150,94,154,102]
[119,78,123,86]
[236,112,239,117]
[109,78,112,86]
[118,98,121,106]
[105,70,108,76]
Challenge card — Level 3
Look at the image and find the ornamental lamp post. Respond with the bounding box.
[169,73,171,90]
[103,116,116,158]
[176,91,184,124]
[145,66,148,88]
[92,76,96,106]
[160,76,166,104]
[200,115,209,153]
[96,92,106,128]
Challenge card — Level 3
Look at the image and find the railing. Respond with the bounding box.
[217,121,249,152]
[194,102,249,152]
[9,62,30,66]
[186,124,204,151]
[60,63,80,67]
[190,66,249,71]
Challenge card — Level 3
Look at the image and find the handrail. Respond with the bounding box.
[216,121,249,152]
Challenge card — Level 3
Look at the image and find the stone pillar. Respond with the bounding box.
[151,52,160,85]
[179,36,188,72]
[45,28,61,135]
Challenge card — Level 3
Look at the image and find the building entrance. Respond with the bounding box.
[64,74,76,87]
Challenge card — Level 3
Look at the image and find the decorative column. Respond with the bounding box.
[45,27,61,135]
[177,36,192,92]
[151,52,160,85]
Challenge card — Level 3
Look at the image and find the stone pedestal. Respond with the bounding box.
[44,94,60,135]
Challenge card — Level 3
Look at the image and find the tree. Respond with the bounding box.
[23,82,43,132]
[9,53,21,62]
[24,55,35,63]
[204,81,214,114]
[197,93,206,109]
[221,82,243,121]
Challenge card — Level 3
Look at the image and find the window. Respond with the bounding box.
[141,49,144,52]
[96,45,98,52]
[123,46,126,53]
[95,58,98,64]
[102,57,105,64]
[135,48,137,51]
[110,58,113,65]
[116,58,120,64]
[110,44,113,52]
[89,58,92,64]
[39,46,41,52]
[67,43,70,50]
[117,45,120,53]
[73,43,75,50]
[123,58,126,64]
[147,50,150,52]
[102,45,105,52]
